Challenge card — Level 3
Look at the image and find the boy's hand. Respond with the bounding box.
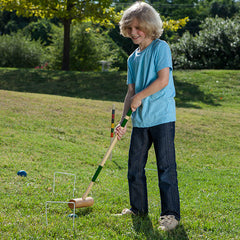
[131,94,142,112]
[115,124,127,140]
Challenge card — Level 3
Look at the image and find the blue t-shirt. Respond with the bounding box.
[127,39,176,128]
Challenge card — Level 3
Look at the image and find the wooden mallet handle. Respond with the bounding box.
[82,108,132,199]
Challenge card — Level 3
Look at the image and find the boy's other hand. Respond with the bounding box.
[115,124,127,140]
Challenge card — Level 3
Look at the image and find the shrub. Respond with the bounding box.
[171,17,240,69]
[0,32,45,68]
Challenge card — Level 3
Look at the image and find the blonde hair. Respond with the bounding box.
[119,1,163,40]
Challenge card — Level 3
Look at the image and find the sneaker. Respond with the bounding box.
[111,208,136,216]
[121,208,136,215]
[158,215,179,231]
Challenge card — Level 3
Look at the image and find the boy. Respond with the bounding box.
[115,1,180,231]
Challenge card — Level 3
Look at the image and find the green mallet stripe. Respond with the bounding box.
[121,108,132,127]
[92,165,103,182]
[126,108,132,117]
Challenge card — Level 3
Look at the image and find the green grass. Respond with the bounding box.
[0,68,239,239]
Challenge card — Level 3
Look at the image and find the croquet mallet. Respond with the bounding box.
[68,108,132,209]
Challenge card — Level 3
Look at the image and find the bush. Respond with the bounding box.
[171,17,240,69]
[210,1,239,18]
[0,32,45,68]
[47,23,128,71]
[23,19,55,46]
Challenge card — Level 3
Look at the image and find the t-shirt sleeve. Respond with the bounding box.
[155,41,173,72]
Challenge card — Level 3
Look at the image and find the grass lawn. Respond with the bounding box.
[0,68,239,239]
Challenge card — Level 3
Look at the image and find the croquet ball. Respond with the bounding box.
[67,214,78,218]
[17,170,27,177]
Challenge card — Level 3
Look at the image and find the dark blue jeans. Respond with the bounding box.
[128,122,180,220]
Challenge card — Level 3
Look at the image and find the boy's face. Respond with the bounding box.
[127,18,152,50]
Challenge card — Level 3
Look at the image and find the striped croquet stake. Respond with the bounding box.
[82,108,132,199]
[109,104,115,160]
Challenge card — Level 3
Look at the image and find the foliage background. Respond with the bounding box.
[0,0,240,70]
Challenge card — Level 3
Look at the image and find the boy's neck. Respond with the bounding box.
[139,38,153,52]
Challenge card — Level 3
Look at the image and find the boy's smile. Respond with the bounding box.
[127,18,152,51]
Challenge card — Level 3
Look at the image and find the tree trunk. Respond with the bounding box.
[62,18,72,71]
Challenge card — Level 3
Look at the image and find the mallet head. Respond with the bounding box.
[68,197,94,209]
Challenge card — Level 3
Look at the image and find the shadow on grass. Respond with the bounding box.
[174,76,220,108]
[0,68,220,108]
[132,215,189,240]
[0,68,128,102]
[76,207,93,216]
[112,160,125,170]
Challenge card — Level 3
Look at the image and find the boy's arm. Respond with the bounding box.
[115,84,135,140]
[131,67,169,111]
[120,83,135,124]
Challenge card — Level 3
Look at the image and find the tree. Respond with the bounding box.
[47,22,128,71]
[0,0,119,70]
